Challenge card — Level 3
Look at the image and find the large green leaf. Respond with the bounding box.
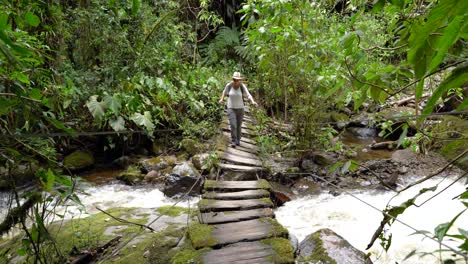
[109,116,126,131]
[131,111,155,131]
[408,0,467,78]
[428,15,464,73]
[422,65,468,116]
[86,95,106,120]
[104,94,122,115]
[0,98,18,116]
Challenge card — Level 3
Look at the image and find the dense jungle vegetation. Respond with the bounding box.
[0,0,466,263]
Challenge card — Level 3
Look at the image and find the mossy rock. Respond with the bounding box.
[297,228,371,264]
[180,138,200,156]
[330,112,350,122]
[187,222,218,249]
[140,155,177,172]
[117,165,144,185]
[261,238,295,264]
[63,150,94,171]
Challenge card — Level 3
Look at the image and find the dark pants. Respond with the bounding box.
[227,108,244,144]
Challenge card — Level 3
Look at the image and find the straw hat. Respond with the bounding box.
[232,71,243,80]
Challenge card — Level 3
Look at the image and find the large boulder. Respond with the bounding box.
[297,228,372,264]
[63,150,94,171]
[140,155,177,173]
[163,162,202,197]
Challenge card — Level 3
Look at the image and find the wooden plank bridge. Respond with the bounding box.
[192,108,294,264]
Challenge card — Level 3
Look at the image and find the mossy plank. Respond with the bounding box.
[199,208,274,224]
[204,180,271,191]
[198,198,273,212]
[202,189,270,200]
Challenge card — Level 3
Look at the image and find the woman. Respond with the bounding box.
[219,72,257,148]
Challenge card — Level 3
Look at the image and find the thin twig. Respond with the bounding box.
[95,207,155,232]
[344,57,392,95]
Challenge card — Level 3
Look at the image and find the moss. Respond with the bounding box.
[116,165,144,184]
[171,249,204,264]
[257,179,272,190]
[259,218,288,238]
[204,180,217,189]
[261,238,295,264]
[297,232,337,264]
[180,138,199,156]
[112,224,186,264]
[260,198,274,207]
[0,208,155,263]
[63,150,94,170]
[188,222,217,249]
[330,112,349,122]
[157,206,190,217]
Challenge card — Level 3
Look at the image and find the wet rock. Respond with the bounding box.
[191,153,210,171]
[297,228,372,264]
[347,127,377,138]
[289,233,299,254]
[171,162,200,178]
[163,173,202,197]
[292,177,321,196]
[117,166,144,185]
[140,155,177,173]
[270,182,295,206]
[63,150,94,171]
[144,170,164,183]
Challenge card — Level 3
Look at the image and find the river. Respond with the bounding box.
[275,175,467,263]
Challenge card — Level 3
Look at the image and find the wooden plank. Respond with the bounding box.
[218,152,262,167]
[202,242,274,264]
[218,163,263,173]
[198,198,273,212]
[206,218,288,247]
[222,132,256,144]
[202,189,270,200]
[222,126,256,136]
[204,180,271,191]
[199,208,274,224]
[223,147,259,159]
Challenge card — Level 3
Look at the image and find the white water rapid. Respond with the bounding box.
[275,176,467,264]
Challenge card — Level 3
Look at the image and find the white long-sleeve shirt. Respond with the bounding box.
[223,82,253,109]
